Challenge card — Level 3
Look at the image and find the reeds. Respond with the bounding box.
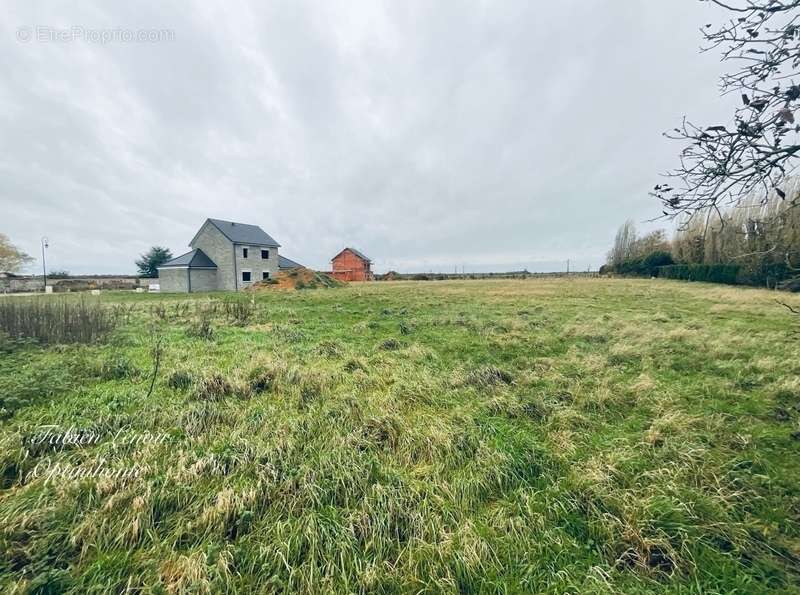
[0,298,118,344]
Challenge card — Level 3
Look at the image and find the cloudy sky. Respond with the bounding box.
[2,1,736,274]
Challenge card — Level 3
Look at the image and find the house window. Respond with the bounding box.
[242,271,251,283]
[242,247,249,259]
[261,249,269,259]
[262,271,270,280]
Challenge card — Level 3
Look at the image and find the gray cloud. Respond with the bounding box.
[2,1,737,274]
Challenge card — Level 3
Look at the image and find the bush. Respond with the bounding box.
[738,261,792,288]
[657,264,741,285]
[614,251,674,277]
[643,251,675,274]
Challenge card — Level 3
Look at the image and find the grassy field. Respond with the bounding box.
[1,278,799,593]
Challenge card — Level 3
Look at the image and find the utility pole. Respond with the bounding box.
[566,259,570,275]
[41,237,49,292]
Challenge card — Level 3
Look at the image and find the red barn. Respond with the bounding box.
[331,247,373,282]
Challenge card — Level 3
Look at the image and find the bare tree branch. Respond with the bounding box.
[655,1,800,218]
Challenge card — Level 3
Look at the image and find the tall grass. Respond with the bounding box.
[0,298,118,344]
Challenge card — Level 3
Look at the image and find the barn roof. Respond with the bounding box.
[195,218,281,247]
[159,248,217,269]
[332,247,371,263]
[278,255,304,270]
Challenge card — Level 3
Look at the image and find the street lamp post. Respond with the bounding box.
[41,237,49,292]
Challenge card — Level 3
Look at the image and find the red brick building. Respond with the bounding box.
[330,247,373,282]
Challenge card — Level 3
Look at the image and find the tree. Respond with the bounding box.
[136,246,173,278]
[0,233,33,273]
[608,220,638,268]
[631,230,671,259]
[671,182,800,286]
[606,222,674,276]
[654,0,800,219]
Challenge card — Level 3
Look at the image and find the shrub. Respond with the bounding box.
[738,260,793,288]
[643,251,674,275]
[614,251,674,277]
[0,298,119,344]
[658,264,741,285]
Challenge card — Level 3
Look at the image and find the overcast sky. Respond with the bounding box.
[2,1,737,274]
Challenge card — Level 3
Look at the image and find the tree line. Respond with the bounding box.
[605,181,800,289]
[638,0,800,292]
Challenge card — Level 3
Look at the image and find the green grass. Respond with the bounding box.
[1,279,799,593]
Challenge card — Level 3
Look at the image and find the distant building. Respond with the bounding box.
[158,218,282,292]
[330,247,373,282]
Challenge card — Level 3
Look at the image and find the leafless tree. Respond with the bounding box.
[608,220,638,267]
[654,0,800,219]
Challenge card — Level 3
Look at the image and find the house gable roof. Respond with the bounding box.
[158,248,218,269]
[332,247,371,263]
[278,255,304,270]
[190,218,281,248]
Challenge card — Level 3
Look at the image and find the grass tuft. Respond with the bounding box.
[465,365,515,387]
[191,374,235,402]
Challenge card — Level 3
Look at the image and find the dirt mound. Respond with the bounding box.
[246,268,344,291]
